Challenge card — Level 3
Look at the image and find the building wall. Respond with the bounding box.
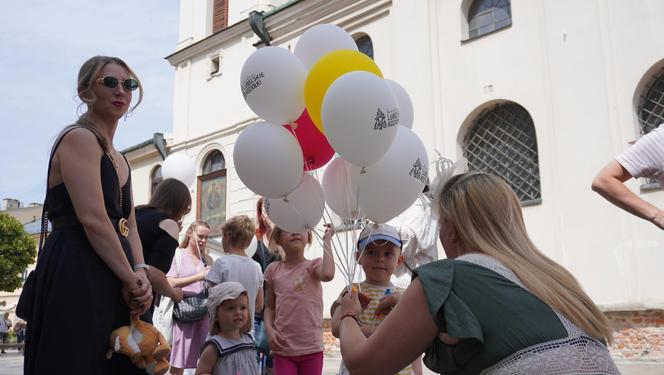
[129,0,664,324]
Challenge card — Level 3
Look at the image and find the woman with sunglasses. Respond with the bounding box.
[22,56,153,375]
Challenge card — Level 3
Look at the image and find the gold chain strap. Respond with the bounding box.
[108,151,129,238]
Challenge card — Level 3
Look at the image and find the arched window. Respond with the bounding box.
[198,150,227,237]
[468,0,512,39]
[202,150,225,174]
[637,69,664,135]
[150,165,163,196]
[354,34,374,59]
[636,68,664,189]
[463,102,541,204]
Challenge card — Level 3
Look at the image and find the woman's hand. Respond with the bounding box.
[374,291,401,316]
[124,271,153,316]
[341,286,362,317]
[198,266,210,281]
[172,287,184,303]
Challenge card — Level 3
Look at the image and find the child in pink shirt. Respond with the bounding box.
[263,225,335,375]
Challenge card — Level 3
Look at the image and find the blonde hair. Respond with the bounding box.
[438,172,612,343]
[221,215,255,252]
[180,220,212,264]
[77,55,143,115]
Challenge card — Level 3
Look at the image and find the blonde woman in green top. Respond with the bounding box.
[338,172,618,374]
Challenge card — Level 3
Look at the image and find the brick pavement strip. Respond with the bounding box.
[2,351,663,374]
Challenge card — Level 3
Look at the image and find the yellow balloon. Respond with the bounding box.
[304,50,383,133]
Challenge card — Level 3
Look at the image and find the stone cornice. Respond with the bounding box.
[168,116,262,152]
[165,0,391,66]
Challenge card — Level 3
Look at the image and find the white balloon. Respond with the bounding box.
[245,236,257,257]
[233,122,303,198]
[386,79,414,129]
[352,127,429,223]
[161,152,196,187]
[322,71,399,167]
[322,157,362,219]
[294,24,358,69]
[264,174,325,233]
[240,46,306,124]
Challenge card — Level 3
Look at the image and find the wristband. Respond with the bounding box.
[134,263,150,271]
[340,312,362,327]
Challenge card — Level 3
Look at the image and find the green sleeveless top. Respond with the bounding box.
[413,255,569,374]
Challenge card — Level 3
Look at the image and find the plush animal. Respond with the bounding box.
[106,316,171,375]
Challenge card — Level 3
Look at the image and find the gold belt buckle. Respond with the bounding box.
[118,218,129,237]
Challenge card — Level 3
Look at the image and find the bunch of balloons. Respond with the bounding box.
[235,24,429,237]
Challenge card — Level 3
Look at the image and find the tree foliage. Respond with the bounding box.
[0,212,37,292]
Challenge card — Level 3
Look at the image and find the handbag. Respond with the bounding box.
[173,288,209,323]
[152,295,174,343]
[172,247,209,323]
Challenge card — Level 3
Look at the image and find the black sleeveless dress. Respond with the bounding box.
[24,136,145,374]
[135,206,179,323]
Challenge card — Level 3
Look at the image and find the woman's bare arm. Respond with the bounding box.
[340,279,437,375]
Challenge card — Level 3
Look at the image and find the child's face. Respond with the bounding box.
[278,230,308,252]
[357,241,403,284]
[216,294,249,333]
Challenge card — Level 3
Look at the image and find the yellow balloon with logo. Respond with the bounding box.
[304,50,383,133]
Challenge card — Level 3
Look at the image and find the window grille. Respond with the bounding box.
[468,0,512,39]
[463,102,541,204]
[637,70,664,135]
[636,70,664,189]
[354,34,374,60]
[202,150,225,175]
[150,165,163,196]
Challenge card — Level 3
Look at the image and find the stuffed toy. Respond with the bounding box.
[106,316,171,375]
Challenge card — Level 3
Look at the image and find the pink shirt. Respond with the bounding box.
[264,258,324,356]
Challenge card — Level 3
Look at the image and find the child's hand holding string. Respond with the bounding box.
[323,223,336,243]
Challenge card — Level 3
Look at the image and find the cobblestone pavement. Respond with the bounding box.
[2,350,663,374]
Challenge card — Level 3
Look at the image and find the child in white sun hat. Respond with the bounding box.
[196,282,259,375]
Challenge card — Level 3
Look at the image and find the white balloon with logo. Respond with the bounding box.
[233,122,303,198]
[161,152,196,187]
[322,71,399,167]
[264,174,325,233]
[386,79,414,129]
[352,127,429,223]
[322,157,362,219]
[240,46,307,124]
[294,24,358,70]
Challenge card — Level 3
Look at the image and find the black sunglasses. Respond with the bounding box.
[96,76,139,91]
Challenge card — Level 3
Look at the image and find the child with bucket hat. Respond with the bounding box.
[196,282,259,375]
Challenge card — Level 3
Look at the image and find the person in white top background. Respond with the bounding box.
[593,124,664,230]
[0,312,12,354]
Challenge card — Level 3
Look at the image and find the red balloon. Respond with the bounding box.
[283,111,334,171]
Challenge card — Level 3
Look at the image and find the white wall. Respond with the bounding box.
[130,0,664,314]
